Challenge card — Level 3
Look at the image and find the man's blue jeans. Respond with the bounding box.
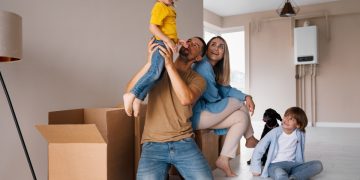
[268,160,323,180]
[136,138,214,180]
[131,40,165,100]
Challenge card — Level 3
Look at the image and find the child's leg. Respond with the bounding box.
[290,160,323,179]
[131,41,165,100]
[268,162,292,180]
[124,40,165,116]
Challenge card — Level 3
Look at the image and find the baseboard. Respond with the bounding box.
[315,122,360,128]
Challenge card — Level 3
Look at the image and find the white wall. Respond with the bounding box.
[204,0,360,125]
[0,0,203,179]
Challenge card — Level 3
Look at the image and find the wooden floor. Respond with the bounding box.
[212,121,360,180]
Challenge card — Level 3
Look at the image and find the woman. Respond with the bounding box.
[192,36,258,177]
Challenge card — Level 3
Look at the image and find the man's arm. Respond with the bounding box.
[158,46,203,106]
[125,39,158,92]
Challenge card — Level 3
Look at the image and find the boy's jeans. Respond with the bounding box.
[268,160,323,180]
[131,40,165,100]
[136,138,214,180]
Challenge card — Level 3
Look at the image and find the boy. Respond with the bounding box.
[251,107,323,180]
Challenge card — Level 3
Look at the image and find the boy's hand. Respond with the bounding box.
[178,39,188,48]
[165,39,177,53]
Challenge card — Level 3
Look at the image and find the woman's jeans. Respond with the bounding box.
[131,40,165,100]
[136,138,214,180]
[268,160,323,180]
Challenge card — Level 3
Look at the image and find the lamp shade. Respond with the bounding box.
[0,10,22,62]
[276,0,300,17]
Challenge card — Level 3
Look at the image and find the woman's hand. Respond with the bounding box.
[158,42,174,68]
[245,95,255,116]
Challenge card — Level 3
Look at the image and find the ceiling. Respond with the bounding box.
[203,0,339,17]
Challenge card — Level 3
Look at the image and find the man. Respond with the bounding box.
[126,37,213,180]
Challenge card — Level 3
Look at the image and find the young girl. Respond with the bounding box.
[123,0,184,117]
[251,107,323,179]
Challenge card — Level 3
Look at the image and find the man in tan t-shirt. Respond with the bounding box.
[126,37,213,180]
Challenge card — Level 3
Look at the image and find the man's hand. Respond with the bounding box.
[147,37,158,63]
[158,43,174,68]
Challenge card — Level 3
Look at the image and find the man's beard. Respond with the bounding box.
[179,46,189,59]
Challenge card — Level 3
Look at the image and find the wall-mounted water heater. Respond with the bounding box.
[294,25,318,65]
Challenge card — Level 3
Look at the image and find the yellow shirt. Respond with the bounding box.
[141,70,206,143]
[150,2,178,43]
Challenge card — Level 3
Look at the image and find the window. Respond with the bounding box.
[204,28,246,91]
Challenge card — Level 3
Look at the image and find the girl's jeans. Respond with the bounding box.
[136,138,214,180]
[268,160,323,180]
[131,40,165,100]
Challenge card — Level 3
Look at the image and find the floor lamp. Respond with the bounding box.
[0,10,37,180]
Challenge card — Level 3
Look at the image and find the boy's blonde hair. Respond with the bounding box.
[284,107,308,132]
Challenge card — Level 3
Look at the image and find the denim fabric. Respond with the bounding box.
[268,160,323,180]
[250,127,305,177]
[131,40,165,100]
[136,138,214,180]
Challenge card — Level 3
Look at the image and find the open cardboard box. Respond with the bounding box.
[37,108,134,180]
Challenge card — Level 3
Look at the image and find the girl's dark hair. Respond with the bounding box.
[284,107,308,132]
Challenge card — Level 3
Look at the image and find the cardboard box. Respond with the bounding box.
[134,104,147,173]
[194,130,219,170]
[37,108,134,180]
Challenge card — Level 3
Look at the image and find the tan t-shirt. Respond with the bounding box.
[141,69,206,143]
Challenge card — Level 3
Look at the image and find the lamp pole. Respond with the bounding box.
[0,71,37,180]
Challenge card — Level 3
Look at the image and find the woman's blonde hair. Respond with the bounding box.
[207,36,230,85]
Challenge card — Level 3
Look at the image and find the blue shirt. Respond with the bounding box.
[191,56,248,135]
[250,127,305,177]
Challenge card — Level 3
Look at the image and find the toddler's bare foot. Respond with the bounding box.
[245,136,259,148]
[216,155,237,177]
[123,93,135,117]
[133,98,142,118]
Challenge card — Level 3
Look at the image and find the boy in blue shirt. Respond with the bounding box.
[251,107,323,180]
